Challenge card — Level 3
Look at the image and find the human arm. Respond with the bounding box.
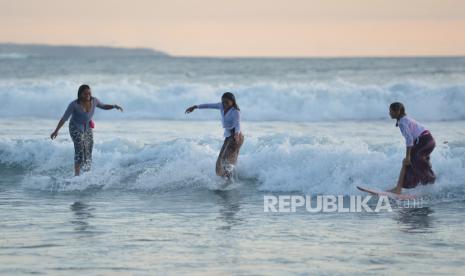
[50,119,65,140]
[185,103,221,114]
[96,98,123,111]
[398,121,413,165]
[232,110,241,142]
[51,102,74,140]
[197,103,222,109]
[403,147,412,166]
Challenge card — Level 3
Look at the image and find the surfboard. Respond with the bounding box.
[357,186,416,200]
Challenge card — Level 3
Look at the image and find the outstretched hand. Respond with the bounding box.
[50,131,58,140]
[185,105,197,114]
[114,104,124,112]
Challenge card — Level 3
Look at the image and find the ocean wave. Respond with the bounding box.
[0,79,465,121]
[1,135,464,194]
[0,53,30,59]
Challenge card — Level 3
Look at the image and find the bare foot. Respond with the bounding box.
[387,187,402,194]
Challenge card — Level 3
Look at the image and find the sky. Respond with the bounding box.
[1,0,465,57]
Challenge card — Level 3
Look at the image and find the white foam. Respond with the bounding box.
[1,79,465,121]
[1,132,464,194]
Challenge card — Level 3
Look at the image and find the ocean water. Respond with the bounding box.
[1,55,465,275]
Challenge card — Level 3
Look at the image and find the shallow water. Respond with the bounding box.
[1,56,465,274]
[1,119,465,275]
[2,181,465,275]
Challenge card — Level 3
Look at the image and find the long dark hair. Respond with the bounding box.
[77,84,91,102]
[222,92,240,111]
[390,102,406,127]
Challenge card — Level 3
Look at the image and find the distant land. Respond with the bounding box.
[0,43,168,57]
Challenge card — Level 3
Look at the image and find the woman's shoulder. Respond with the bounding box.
[68,99,78,107]
[399,115,412,123]
[400,116,422,129]
[397,116,409,128]
[231,107,241,116]
[403,116,420,124]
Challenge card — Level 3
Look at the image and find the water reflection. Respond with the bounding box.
[214,190,243,231]
[70,201,94,233]
[394,207,434,233]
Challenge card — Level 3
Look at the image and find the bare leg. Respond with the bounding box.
[215,134,244,177]
[216,139,232,177]
[74,163,81,176]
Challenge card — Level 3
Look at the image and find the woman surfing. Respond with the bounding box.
[388,102,436,194]
[50,84,123,176]
[185,92,244,179]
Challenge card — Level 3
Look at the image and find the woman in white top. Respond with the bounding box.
[185,92,244,179]
[389,102,436,194]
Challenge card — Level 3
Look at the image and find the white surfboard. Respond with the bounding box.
[357,186,417,200]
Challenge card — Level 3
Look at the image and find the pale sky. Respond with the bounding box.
[1,0,465,57]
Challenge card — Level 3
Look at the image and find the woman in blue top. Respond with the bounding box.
[50,84,123,176]
[185,92,244,178]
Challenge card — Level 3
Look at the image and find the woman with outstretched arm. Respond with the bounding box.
[185,92,244,178]
[50,84,123,176]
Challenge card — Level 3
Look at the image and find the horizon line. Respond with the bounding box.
[1,42,465,59]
